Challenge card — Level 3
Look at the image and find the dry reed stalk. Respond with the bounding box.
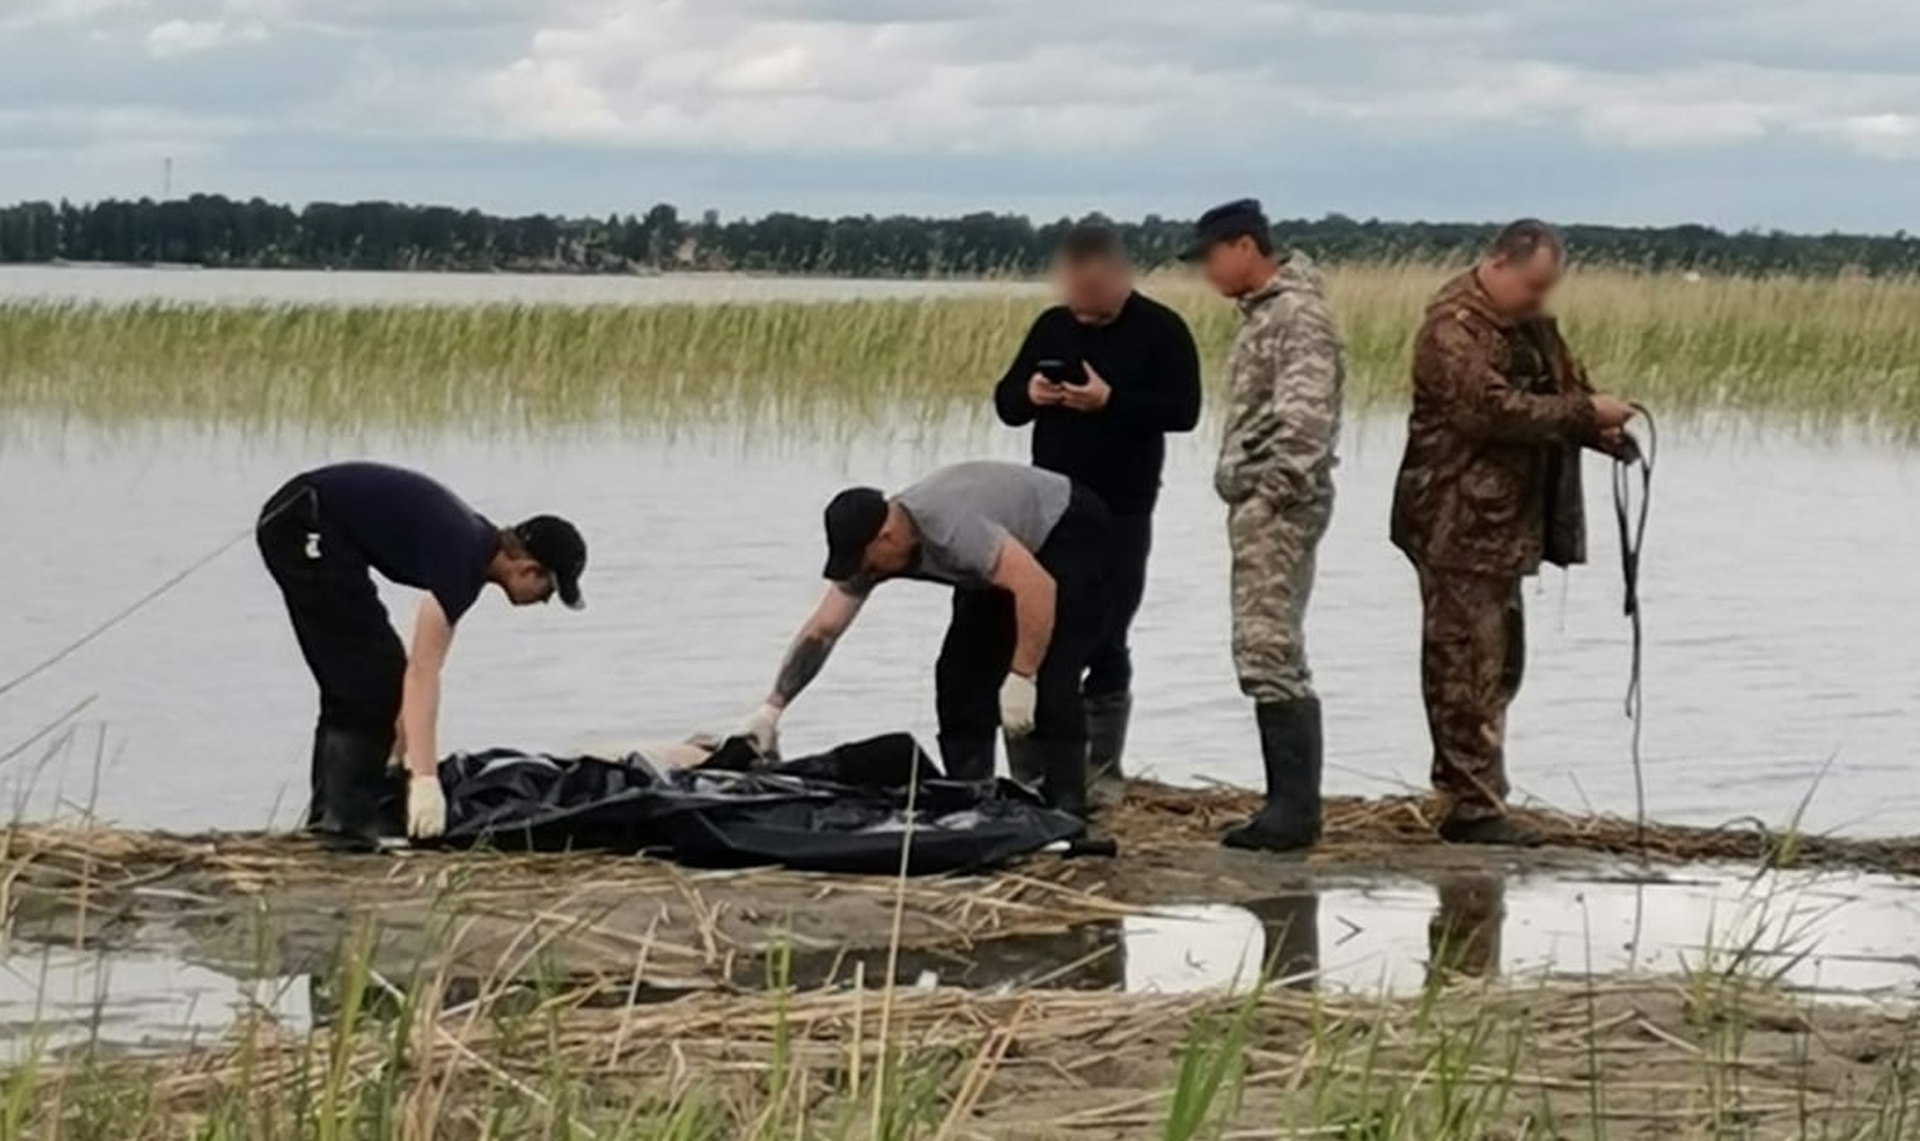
[21,971,1906,1140]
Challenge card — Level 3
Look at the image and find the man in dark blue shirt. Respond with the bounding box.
[993,222,1202,803]
[255,461,587,847]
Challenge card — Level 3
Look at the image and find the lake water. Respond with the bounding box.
[3,410,1915,837]
[0,264,1046,307]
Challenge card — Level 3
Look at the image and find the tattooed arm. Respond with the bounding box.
[766,580,872,709]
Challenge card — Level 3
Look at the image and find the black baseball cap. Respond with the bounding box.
[821,487,888,581]
[513,515,587,610]
[1179,198,1270,261]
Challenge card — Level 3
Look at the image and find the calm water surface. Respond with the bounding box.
[0,264,1044,307]
[4,415,1914,836]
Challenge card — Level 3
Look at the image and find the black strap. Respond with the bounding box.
[1611,404,1656,847]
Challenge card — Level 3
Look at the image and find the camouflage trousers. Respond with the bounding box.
[1414,566,1525,822]
[1228,493,1331,703]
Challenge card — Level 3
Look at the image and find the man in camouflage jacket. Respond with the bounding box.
[1391,220,1636,846]
[1182,199,1344,853]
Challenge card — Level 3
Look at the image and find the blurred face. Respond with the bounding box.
[500,554,557,606]
[1054,254,1130,320]
[1479,246,1563,318]
[1200,235,1265,297]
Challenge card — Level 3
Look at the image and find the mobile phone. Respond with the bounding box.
[1036,358,1084,386]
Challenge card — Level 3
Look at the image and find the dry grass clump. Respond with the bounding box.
[10,955,1916,1140]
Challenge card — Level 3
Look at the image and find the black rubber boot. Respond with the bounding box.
[1003,731,1045,787]
[1037,737,1090,823]
[937,734,997,782]
[1222,697,1323,853]
[311,727,399,851]
[303,730,327,829]
[1437,815,1543,848]
[1085,692,1132,809]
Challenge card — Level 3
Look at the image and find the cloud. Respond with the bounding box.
[1812,113,1920,159]
[0,0,148,32]
[0,0,1918,229]
[445,0,1920,165]
[145,17,268,57]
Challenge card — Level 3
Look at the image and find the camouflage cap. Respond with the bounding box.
[1179,198,1270,261]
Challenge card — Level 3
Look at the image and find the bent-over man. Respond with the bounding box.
[734,460,1114,822]
[1183,198,1344,853]
[257,461,588,847]
[993,221,1202,798]
[1391,219,1636,846]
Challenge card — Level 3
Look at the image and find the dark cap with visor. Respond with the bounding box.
[513,515,587,610]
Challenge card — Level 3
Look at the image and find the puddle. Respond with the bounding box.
[0,948,308,1062]
[6,866,1916,1055]
[1111,868,1920,999]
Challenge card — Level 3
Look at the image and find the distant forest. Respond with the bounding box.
[2,194,1916,277]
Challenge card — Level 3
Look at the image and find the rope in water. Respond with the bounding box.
[1611,404,1657,849]
[0,525,257,701]
[0,492,321,701]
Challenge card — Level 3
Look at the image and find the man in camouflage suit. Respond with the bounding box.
[1391,220,1636,846]
[1181,199,1344,853]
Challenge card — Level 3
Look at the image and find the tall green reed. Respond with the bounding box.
[3,263,1917,441]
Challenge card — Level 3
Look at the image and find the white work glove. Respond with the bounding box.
[407,774,447,840]
[999,672,1038,738]
[735,702,783,758]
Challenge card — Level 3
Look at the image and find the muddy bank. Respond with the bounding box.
[6,784,1917,994]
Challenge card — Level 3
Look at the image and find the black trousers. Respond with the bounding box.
[256,478,405,744]
[934,487,1114,747]
[1082,512,1152,697]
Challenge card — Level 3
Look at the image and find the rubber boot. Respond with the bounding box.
[303,730,327,829]
[1437,815,1543,848]
[1003,731,1045,787]
[1084,692,1132,810]
[937,734,996,783]
[1037,736,1090,823]
[1221,697,1323,853]
[311,726,399,851]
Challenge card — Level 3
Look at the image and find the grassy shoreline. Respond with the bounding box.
[10,944,1916,1139]
[7,782,1919,1137]
[3,263,1916,437]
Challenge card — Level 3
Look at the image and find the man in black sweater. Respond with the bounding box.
[992,222,1203,802]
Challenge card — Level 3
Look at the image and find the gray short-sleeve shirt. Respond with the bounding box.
[892,461,1073,588]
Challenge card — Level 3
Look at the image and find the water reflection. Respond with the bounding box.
[1427,874,1504,983]
[0,948,308,1062]
[1121,879,1501,995]
[1116,867,1920,999]
[1243,894,1320,989]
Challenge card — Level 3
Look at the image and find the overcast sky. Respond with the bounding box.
[4,0,1918,231]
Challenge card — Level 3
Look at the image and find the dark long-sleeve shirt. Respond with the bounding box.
[992,291,1202,515]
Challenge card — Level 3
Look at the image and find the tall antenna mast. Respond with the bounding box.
[163,156,173,198]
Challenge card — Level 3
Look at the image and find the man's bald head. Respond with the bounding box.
[1479,218,1566,318]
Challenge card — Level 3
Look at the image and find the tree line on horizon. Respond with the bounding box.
[1,194,1916,278]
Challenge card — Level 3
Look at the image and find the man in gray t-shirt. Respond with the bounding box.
[867,461,1073,588]
[730,460,1115,822]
